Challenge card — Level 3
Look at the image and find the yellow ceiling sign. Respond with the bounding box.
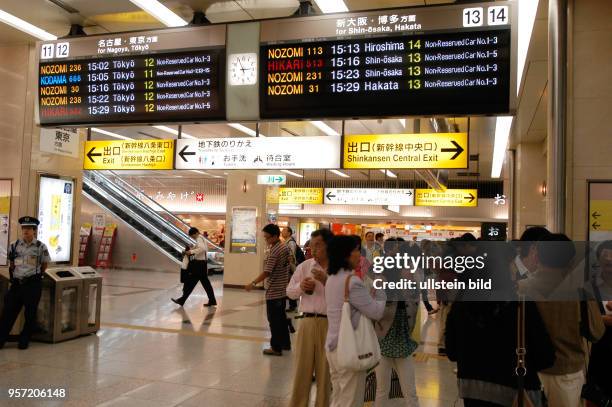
[343,133,468,169]
[83,139,174,170]
[279,188,324,204]
[415,188,478,207]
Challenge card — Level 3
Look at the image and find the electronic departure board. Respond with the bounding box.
[260,2,516,119]
[37,26,226,126]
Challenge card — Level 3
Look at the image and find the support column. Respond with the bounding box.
[546,0,568,233]
[223,171,276,288]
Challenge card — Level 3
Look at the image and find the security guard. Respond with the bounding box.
[0,216,50,350]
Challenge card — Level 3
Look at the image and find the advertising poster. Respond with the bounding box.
[299,222,319,246]
[37,175,74,263]
[0,180,11,266]
[231,207,257,254]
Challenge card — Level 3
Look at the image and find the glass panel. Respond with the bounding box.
[60,286,78,333]
[36,285,52,334]
[88,284,98,326]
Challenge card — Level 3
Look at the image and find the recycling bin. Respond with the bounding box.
[34,268,83,343]
[71,266,102,335]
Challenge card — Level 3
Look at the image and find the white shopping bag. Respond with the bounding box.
[336,274,381,371]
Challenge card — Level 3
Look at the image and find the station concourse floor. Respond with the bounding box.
[0,270,460,407]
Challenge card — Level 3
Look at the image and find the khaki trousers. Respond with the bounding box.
[326,349,367,407]
[438,302,452,348]
[538,370,585,407]
[289,317,331,407]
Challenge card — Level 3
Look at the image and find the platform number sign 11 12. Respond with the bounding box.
[40,42,70,60]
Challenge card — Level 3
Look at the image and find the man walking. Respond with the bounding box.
[246,224,291,356]
[0,217,50,350]
[287,229,333,407]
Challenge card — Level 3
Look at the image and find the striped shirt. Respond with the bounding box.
[264,240,291,300]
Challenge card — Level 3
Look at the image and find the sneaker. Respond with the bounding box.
[262,348,282,356]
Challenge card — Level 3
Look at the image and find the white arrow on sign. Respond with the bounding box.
[257,174,286,185]
[323,188,415,206]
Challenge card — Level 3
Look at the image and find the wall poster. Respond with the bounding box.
[37,174,75,263]
[230,206,257,254]
[0,179,11,266]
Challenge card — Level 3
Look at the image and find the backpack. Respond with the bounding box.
[290,237,306,265]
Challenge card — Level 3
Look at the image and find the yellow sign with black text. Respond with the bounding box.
[279,188,324,205]
[415,189,478,207]
[83,139,174,170]
[343,133,468,169]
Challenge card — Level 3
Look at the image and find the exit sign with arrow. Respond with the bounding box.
[83,139,174,170]
[257,174,287,185]
[414,188,478,207]
[342,132,469,170]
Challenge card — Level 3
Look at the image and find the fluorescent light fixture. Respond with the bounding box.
[129,0,188,27]
[228,123,266,137]
[281,169,304,178]
[313,0,348,13]
[0,9,56,40]
[329,169,350,178]
[153,125,196,139]
[91,128,132,140]
[311,121,340,136]
[398,119,406,128]
[379,169,397,178]
[491,116,514,178]
[517,0,539,95]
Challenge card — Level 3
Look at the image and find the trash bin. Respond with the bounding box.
[71,266,102,335]
[33,268,82,343]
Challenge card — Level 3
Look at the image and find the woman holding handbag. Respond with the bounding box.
[325,235,386,407]
[373,239,420,406]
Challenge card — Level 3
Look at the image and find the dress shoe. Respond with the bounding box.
[18,341,29,350]
[262,348,282,356]
[282,345,291,351]
[171,298,184,306]
[203,302,217,307]
[0,341,5,349]
[438,347,447,356]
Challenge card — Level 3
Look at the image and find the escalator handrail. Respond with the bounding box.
[85,170,223,252]
[82,178,187,255]
[84,171,195,248]
[82,189,182,265]
[107,170,192,232]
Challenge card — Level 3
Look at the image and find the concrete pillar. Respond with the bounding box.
[223,171,278,287]
[515,142,547,237]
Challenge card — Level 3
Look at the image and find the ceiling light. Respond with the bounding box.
[379,169,397,178]
[281,169,303,178]
[153,125,196,139]
[91,128,132,140]
[129,0,188,27]
[491,116,513,178]
[313,0,348,13]
[0,9,57,40]
[517,0,539,95]
[311,121,339,136]
[228,123,266,137]
[329,169,349,178]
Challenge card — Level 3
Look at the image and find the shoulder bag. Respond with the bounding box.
[337,273,381,371]
[513,297,536,407]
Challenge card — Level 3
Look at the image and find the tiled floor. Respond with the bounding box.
[0,270,460,406]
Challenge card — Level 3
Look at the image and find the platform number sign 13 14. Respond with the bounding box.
[463,6,508,27]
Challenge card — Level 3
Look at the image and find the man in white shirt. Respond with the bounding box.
[511,226,551,282]
[172,227,217,307]
[286,229,334,407]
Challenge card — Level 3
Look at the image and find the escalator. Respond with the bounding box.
[82,170,224,273]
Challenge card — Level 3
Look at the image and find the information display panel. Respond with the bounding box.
[37,26,226,126]
[37,175,75,263]
[260,2,515,119]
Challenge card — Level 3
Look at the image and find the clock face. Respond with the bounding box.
[228,52,258,86]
